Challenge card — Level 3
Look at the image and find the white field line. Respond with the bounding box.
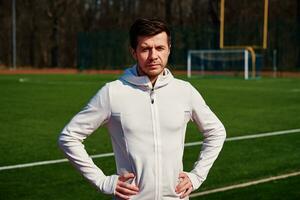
[190,171,300,198]
[0,152,115,171]
[184,128,300,147]
[0,128,299,171]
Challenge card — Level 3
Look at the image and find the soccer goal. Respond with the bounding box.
[187,49,252,80]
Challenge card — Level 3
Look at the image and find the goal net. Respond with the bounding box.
[187,49,252,79]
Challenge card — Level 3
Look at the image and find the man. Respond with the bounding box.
[58,18,226,200]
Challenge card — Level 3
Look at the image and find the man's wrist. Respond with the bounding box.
[185,172,203,191]
[97,174,119,194]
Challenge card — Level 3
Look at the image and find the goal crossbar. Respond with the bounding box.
[187,49,250,79]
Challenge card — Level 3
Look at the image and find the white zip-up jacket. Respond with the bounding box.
[58,66,226,200]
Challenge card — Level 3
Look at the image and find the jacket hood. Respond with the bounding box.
[120,65,174,90]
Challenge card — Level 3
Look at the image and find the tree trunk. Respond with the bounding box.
[165,0,173,25]
[50,18,59,67]
[297,0,300,70]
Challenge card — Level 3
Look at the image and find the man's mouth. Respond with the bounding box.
[148,63,160,67]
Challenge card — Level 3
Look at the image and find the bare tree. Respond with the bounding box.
[0,0,299,70]
[0,0,12,66]
[297,0,300,69]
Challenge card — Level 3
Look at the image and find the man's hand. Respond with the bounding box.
[115,173,139,200]
[175,172,193,199]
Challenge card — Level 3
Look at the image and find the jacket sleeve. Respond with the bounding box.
[58,84,118,194]
[186,84,226,191]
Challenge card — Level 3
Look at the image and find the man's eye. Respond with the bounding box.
[157,47,165,51]
[142,48,149,52]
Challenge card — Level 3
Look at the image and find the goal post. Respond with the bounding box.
[220,0,269,50]
[187,49,251,80]
[219,0,269,78]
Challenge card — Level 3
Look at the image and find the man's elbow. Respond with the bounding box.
[208,123,226,148]
[57,128,84,150]
[57,128,72,151]
[208,121,226,142]
[217,123,226,143]
[58,132,67,151]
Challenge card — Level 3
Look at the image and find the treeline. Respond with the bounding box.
[0,0,299,70]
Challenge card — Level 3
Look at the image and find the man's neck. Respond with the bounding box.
[136,66,160,86]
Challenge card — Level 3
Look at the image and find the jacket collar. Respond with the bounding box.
[120,65,173,90]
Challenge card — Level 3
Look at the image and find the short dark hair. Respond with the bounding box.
[129,18,171,50]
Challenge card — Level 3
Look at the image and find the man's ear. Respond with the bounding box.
[130,48,137,60]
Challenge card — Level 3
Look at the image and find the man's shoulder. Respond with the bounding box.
[103,79,131,95]
[167,77,195,98]
[104,79,123,88]
[94,79,122,95]
[171,77,193,88]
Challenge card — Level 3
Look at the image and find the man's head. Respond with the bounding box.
[129,18,171,50]
[129,18,171,83]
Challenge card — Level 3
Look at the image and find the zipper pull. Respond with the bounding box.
[150,88,154,104]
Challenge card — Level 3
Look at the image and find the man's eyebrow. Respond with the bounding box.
[140,43,150,47]
[140,44,166,48]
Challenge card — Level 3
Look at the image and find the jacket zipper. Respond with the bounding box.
[150,87,160,200]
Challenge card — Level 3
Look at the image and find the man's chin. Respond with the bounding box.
[147,69,164,77]
[137,65,165,78]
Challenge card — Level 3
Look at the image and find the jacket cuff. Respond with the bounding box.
[98,174,119,194]
[185,172,203,191]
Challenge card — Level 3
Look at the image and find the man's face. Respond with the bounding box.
[131,32,170,82]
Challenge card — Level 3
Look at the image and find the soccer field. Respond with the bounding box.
[0,74,299,199]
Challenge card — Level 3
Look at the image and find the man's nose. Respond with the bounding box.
[149,49,158,60]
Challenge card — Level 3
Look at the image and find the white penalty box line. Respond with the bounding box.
[190,171,300,198]
[0,128,300,171]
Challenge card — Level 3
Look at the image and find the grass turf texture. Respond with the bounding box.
[0,74,299,199]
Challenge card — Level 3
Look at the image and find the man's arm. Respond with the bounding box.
[58,84,119,194]
[185,84,226,191]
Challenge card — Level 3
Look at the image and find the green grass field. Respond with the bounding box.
[0,74,299,199]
